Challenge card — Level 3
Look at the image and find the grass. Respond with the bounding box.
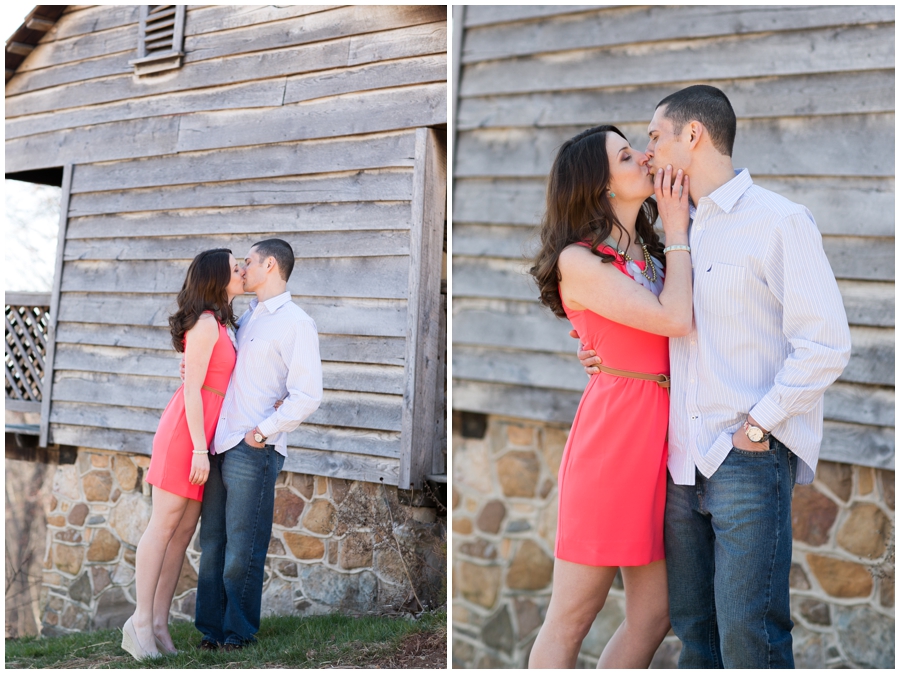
[5,610,446,669]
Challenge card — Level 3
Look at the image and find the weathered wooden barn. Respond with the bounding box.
[5,4,447,635]
[450,5,893,669]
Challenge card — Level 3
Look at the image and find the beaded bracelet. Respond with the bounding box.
[192,449,209,455]
[663,245,691,254]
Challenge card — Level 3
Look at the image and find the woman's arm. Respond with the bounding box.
[183,314,219,485]
[559,167,692,337]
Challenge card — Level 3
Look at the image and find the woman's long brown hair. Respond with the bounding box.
[169,249,235,352]
[529,125,663,318]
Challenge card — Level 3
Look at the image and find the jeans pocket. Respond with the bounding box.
[731,445,774,457]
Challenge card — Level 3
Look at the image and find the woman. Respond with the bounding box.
[121,249,243,660]
[528,125,691,668]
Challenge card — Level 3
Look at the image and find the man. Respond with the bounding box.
[194,238,323,650]
[576,86,851,667]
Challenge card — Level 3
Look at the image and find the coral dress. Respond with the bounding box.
[147,316,236,501]
[556,244,669,566]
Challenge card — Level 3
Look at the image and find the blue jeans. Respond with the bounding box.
[664,436,797,668]
[195,440,284,645]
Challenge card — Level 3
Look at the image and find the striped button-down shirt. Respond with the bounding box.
[213,292,323,457]
[668,169,851,486]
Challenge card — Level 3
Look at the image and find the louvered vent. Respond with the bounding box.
[129,5,186,76]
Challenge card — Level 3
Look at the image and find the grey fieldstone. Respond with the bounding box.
[69,573,92,605]
[833,605,894,668]
[92,587,134,629]
[482,604,514,655]
[299,565,377,612]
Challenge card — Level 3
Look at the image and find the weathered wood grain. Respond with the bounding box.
[452,223,538,258]
[60,255,411,299]
[286,425,401,459]
[453,298,572,352]
[185,5,337,37]
[6,116,182,174]
[182,5,445,66]
[835,281,894,328]
[452,378,582,424]
[15,22,136,74]
[65,230,411,261]
[51,398,404,460]
[39,164,72,448]
[459,24,894,97]
[284,54,446,105]
[50,400,168,434]
[6,22,447,118]
[457,70,896,130]
[58,293,408,337]
[824,382,894,428]
[55,322,407,365]
[69,131,417,193]
[10,83,444,172]
[819,420,894,470]
[464,6,601,27]
[67,202,412,240]
[455,115,894,178]
[283,447,400,485]
[841,326,894,386]
[6,79,286,140]
[50,424,155,455]
[454,344,586,392]
[454,176,894,237]
[821,236,894,282]
[462,5,895,64]
[452,257,536,301]
[49,422,406,479]
[51,370,404,432]
[51,5,141,41]
[68,171,413,217]
[53,343,405,395]
[175,82,447,152]
[399,127,447,489]
[455,227,894,283]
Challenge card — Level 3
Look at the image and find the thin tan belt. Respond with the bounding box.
[597,364,670,390]
[202,384,226,397]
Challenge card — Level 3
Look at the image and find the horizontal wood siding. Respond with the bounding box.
[7,5,447,485]
[451,5,894,470]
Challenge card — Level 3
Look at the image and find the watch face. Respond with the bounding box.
[747,426,764,442]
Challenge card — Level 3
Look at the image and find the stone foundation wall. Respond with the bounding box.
[39,447,445,635]
[451,413,895,669]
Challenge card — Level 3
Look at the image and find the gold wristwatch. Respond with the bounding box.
[742,420,770,443]
[253,427,267,444]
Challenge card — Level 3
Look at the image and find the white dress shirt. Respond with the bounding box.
[668,169,851,486]
[213,292,323,457]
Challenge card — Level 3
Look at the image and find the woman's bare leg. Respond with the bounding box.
[131,486,190,656]
[151,498,202,653]
[596,559,670,668]
[529,560,618,668]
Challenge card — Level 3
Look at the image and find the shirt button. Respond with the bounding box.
[690,378,695,383]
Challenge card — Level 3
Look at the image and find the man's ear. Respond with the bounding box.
[687,121,703,149]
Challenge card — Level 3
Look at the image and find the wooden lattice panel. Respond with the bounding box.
[5,299,50,403]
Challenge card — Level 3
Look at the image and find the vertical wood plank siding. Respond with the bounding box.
[451,5,894,470]
[7,5,448,486]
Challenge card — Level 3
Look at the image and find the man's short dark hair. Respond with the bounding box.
[656,85,736,157]
[252,238,294,281]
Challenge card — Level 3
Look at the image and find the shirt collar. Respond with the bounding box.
[248,291,292,314]
[689,168,752,219]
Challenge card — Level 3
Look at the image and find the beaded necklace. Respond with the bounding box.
[604,234,657,284]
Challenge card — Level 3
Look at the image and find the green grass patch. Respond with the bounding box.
[6,610,446,669]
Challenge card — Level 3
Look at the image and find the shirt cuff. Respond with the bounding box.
[257,417,279,439]
[749,394,788,435]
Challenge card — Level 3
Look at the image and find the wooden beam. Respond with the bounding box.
[40,164,73,448]
[399,128,447,490]
[7,42,35,56]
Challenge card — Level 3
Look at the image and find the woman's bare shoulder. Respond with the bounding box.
[187,313,220,340]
